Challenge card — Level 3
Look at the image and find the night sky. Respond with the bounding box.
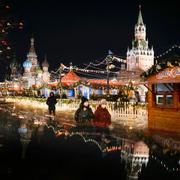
[7,0,180,72]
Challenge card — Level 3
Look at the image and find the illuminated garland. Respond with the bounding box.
[103,147,179,172]
[155,45,180,60]
[84,59,107,68]
[141,56,180,79]
[151,155,179,172]
[76,67,107,74]
[112,55,126,63]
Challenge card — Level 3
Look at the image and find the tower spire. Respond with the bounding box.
[42,53,49,67]
[137,5,144,25]
[29,35,35,53]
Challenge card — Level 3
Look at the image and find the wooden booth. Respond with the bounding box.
[147,66,180,133]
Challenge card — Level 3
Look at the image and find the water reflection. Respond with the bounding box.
[0,102,179,179]
[18,114,150,179]
[121,141,149,179]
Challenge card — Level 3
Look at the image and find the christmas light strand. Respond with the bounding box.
[83,63,106,71]
[151,155,179,173]
[75,67,107,74]
[87,59,107,67]
[155,44,180,60]
[76,67,119,75]
[112,55,127,63]
[75,70,108,78]
[83,55,126,70]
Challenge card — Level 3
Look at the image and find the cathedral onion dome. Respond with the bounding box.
[23,59,32,68]
[36,67,43,74]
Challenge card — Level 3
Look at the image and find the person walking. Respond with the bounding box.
[46,92,57,116]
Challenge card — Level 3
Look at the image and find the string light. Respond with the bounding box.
[75,70,107,78]
[76,67,107,74]
[155,44,180,60]
[84,58,107,69]
[151,155,179,172]
[83,63,106,71]
[112,55,127,63]
[83,55,126,70]
[52,54,124,79]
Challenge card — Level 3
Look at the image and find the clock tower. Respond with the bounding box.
[126,5,154,71]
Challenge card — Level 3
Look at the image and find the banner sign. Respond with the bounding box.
[156,67,180,79]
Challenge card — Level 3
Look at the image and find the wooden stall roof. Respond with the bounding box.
[61,71,81,83]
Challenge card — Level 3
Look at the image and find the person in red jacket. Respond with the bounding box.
[93,99,111,128]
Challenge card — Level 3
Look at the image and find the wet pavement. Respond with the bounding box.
[0,100,179,148]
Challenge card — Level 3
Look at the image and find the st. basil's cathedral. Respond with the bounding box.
[22,38,50,89]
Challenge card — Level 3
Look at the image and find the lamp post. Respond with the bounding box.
[59,65,63,98]
[106,58,110,95]
[106,50,114,95]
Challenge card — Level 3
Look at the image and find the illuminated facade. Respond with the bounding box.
[22,38,50,89]
[117,6,154,102]
[126,6,154,71]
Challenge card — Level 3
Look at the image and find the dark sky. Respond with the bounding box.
[10,0,180,71]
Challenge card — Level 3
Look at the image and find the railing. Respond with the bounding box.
[108,102,148,128]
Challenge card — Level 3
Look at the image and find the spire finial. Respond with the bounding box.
[31,37,34,46]
[28,36,35,54]
[137,5,144,25]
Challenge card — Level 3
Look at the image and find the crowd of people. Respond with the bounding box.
[46,93,112,136]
